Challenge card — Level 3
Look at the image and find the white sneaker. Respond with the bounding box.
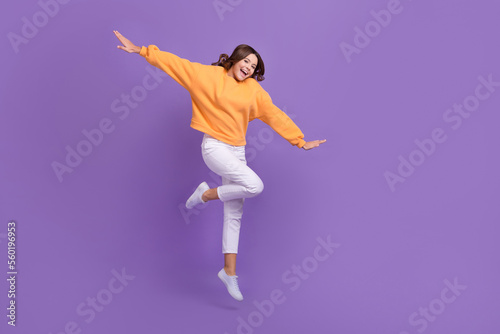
[185,182,210,209]
[218,268,243,301]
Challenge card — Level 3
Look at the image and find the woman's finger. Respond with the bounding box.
[114,30,129,46]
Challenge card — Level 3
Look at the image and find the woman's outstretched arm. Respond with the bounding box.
[252,89,327,151]
[113,30,202,90]
[114,30,141,53]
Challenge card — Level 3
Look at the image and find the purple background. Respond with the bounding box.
[1,0,499,333]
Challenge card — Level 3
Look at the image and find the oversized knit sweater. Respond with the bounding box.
[139,45,306,148]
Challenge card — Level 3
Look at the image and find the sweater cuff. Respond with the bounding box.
[297,138,306,149]
[139,46,147,57]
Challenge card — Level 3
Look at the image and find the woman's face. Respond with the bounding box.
[229,54,258,81]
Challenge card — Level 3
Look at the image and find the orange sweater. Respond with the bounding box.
[139,45,306,148]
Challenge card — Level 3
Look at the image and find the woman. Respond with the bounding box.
[113,30,326,301]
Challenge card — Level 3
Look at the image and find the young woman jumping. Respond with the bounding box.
[113,30,326,301]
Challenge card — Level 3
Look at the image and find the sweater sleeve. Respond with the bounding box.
[139,45,202,91]
[252,89,306,149]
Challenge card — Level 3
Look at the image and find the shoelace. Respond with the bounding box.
[231,276,240,291]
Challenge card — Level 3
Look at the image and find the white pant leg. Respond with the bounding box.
[221,175,245,254]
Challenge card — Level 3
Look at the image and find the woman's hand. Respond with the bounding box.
[113,30,141,54]
[302,139,327,150]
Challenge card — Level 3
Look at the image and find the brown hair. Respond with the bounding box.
[212,44,265,81]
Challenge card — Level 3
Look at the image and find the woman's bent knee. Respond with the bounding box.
[247,178,264,197]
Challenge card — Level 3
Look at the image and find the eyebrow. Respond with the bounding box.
[245,58,257,67]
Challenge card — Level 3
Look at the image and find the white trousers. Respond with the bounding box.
[201,133,264,254]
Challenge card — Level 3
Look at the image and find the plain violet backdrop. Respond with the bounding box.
[1,0,499,333]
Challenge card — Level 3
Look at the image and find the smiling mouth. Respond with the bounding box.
[240,69,248,77]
